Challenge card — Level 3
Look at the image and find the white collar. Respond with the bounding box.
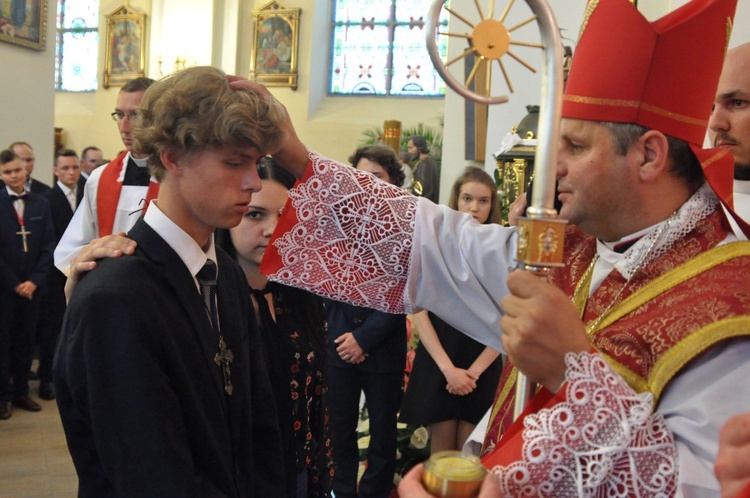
[590,183,720,293]
[57,180,76,196]
[131,154,149,168]
[143,201,218,288]
[5,186,26,197]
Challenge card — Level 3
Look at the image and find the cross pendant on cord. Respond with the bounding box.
[16,226,30,252]
[214,335,234,395]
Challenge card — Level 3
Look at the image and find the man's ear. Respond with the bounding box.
[638,130,669,182]
[160,149,182,175]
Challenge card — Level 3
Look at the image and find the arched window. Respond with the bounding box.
[330,0,448,96]
[55,0,100,91]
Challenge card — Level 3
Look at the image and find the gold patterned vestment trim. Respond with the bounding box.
[589,242,750,334]
[488,241,750,447]
[489,368,518,433]
[598,350,649,393]
[572,255,598,319]
[586,242,750,399]
[649,317,750,400]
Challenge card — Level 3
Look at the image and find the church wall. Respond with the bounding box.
[47,0,750,202]
[237,0,445,166]
[53,0,444,184]
[0,0,57,185]
[54,0,152,164]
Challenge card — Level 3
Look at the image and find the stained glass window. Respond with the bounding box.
[330,0,448,97]
[55,0,100,92]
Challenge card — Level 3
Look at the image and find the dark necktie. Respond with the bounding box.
[197,260,235,396]
[8,194,26,202]
[250,284,276,330]
[197,260,219,333]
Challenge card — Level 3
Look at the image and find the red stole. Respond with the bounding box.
[97,151,159,236]
[481,209,750,466]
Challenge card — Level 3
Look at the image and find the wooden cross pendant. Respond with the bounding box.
[16,225,30,252]
[214,335,234,395]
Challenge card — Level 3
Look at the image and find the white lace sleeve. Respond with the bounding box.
[266,150,418,314]
[490,352,678,496]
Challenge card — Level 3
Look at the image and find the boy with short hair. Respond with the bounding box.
[54,67,287,496]
[0,149,55,420]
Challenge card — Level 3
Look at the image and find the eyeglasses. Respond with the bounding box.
[111,111,139,123]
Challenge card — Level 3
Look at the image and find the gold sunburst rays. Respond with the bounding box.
[437,0,541,95]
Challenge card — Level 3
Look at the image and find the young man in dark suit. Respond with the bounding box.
[54,67,287,497]
[0,149,55,420]
[36,149,82,400]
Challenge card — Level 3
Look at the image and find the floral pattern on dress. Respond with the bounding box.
[272,288,334,497]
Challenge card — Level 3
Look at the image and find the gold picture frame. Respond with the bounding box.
[0,0,48,51]
[102,4,146,89]
[249,0,300,90]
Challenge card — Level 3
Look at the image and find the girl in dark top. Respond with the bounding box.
[217,157,332,498]
[399,166,503,454]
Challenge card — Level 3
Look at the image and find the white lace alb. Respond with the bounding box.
[490,352,678,497]
[268,150,418,314]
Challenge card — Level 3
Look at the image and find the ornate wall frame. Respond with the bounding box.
[0,0,48,51]
[249,0,300,90]
[102,4,146,89]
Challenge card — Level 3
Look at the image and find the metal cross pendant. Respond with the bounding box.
[16,226,30,252]
[214,335,234,395]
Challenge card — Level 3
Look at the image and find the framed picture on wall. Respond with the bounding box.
[249,0,300,90]
[0,0,48,51]
[102,4,146,89]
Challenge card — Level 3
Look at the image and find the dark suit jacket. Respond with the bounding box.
[28,177,51,194]
[43,184,83,286]
[54,218,285,497]
[413,156,440,204]
[326,301,406,373]
[0,189,55,293]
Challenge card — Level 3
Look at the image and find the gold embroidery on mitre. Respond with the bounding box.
[564,94,640,108]
[590,242,750,334]
[563,95,708,127]
[577,0,600,42]
[639,102,708,127]
[701,148,730,169]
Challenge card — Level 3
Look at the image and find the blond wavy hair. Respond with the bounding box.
[133,66,287,181]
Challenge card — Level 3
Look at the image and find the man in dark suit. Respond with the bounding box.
[10,142,51,194]
[54,67,287,496]
[36,149,82,400]
[0,149,55,420]
[326,303,407,498]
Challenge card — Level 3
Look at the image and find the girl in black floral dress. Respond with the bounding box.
[217,158,332,497]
